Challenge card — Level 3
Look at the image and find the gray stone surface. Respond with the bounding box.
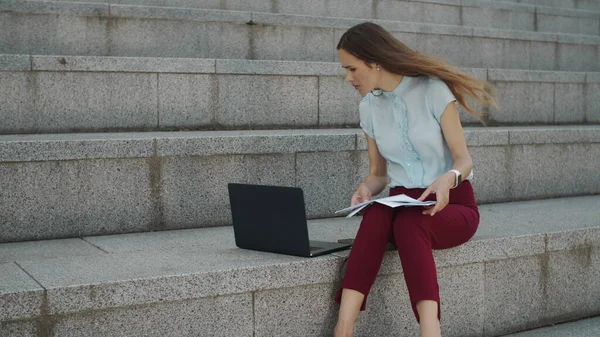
[0,263,44,321]
[216,75,319,127]
[32,55,216,73]
[508,126,600,144]
[160,153,295,228]
[0,13,108,56]
[254,283,338,337]
[376,0,461,25]
[491,82,554,123]
[277,0,372,20]
[0,320,37,337]
[0,54,30,71]
[30,72,157,133]
[0,133,154,162]
[318,76,362,126]
[251,23,335,62]
[107,18,250,59]
[462,6,534,31]
[296,151,363,218]
[475,196,600,239]
[558,43,598,72]
[487,69,586,83]
[0,0,109,15]
[0,159,154,242]
[503,317,600,337]
[0,238,103,263]
[484,255,546,336]
[538,14,599,35]
[216,59,342,76]
[528,41,558,71]
[109,4,249,22]
[546,228,600,252]
[154,130,357,157]
[509,143,600,199]
[15,248,341,315]
[555,83,586,123]
[587,83,600,123]
[0,72,34,134]
[468,146,511,203]
[545,249,595,321]
[158,74,215,129]
[52,293,253,337]
[464,127,509,146]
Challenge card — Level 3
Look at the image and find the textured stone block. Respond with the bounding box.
[251,23,335,62]
[160,154,295,228]
[462,7,534,31]
[118,0,221,9]
[0,159,154,242]
[0,320,37,337]
[277,0,372,19]
[318,76,362,126]
[376,0,461,25]
[500,316,600,337]
[107,18,250,59]
[491,82,554,123]
[216,59,341,76]
[545,248,596,321]
[555,83,585,123]
[508,126,600,145]
[216,75,318,127]
[528,41,558,71]
[0,72,33,134]
[52,293,254,337]
[158,74,215,129]
[484,255,546,336]
[468,146,510,203]
[254,283,338,337]
[0,263,44,321]
[509,144,600,199]
[33,72,157,133]
[0,133,154,162]
[0,13,107,56]
[16,248,341,314]
[32,55,216,73]
[0,54,30,71]
[154,130,357,157]
[0,239,103,264]
[537,14,600,36]
[558,44,598,72]
[296,151,363,218]
[586,83,600,123]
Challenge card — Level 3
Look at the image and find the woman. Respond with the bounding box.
[333,22,498,337]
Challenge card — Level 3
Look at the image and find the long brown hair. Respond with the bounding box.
[337,22,498,119]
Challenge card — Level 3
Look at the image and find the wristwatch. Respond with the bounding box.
[449,169,462,189]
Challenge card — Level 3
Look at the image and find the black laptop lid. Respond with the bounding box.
[228,183,311,256]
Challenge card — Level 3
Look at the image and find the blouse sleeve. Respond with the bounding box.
[426,78,457,124]
[359,96,375,138]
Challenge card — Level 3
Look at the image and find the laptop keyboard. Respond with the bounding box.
[310,246,323,251]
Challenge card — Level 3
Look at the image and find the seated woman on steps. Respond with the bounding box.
[333,22,498,337]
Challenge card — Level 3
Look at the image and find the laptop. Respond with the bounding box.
[227,183,352,257]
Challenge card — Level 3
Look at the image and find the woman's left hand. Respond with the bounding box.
[417,172,455,216]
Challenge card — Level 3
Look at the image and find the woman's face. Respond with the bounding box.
[338,48,378,96]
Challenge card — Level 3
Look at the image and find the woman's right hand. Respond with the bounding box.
[351,183,373,206]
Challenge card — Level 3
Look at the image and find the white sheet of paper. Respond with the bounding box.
[335,194,437,217]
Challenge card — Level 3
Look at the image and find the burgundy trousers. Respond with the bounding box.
[334,181,479,322]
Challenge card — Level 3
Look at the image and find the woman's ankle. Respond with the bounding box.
[334,321,354,337]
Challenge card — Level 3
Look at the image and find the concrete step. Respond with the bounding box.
[13,0,600,36]
[496,0,600,12]
[501,317,600,336]
[1,55,599,134]
[1,1,600,71]
[1,195,599,337]
[0,126,598,242]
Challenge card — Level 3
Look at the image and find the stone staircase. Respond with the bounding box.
[1,0,599,336]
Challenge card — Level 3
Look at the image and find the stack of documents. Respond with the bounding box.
[335,194,437,218]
